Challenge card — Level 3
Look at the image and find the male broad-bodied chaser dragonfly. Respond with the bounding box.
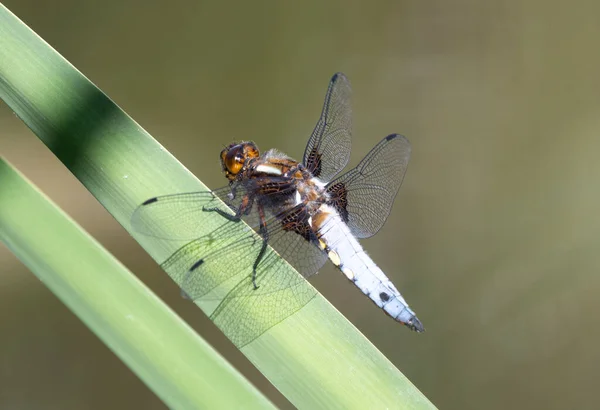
[132,73,423,347]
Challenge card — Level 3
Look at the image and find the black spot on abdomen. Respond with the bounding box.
[379,292,390,302]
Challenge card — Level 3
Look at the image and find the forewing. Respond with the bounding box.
[327,134,411,238]
[303,72,353,181]
[131,186,239,241]
[131,176,295,241]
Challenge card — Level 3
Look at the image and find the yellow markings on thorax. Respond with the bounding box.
[317,238,327,250]
[255,164,282,175]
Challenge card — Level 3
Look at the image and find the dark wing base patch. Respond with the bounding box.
[326,181,349,223]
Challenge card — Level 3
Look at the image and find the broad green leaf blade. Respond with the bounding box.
[0,159,275,409]
[0,4,435,409]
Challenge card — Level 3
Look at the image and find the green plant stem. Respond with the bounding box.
[0,159,274,409]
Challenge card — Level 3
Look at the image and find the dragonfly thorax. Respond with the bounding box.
[293,175,329,214]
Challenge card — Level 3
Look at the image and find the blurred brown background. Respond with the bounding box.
[2,1,600,409]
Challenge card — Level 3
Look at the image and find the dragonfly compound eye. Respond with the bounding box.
[220,142,260,180]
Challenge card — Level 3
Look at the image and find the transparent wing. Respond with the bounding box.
[326,134,411,239]
[209,250,317,348]
[131,186,238,241]
[159,205,327,347]
[303,72,353,181]
[131,178,295,241]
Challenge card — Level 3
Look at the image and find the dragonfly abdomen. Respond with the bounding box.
[315,205,424,332]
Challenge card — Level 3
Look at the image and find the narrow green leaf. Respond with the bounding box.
[0,159,275,409]
[0,4,435,409]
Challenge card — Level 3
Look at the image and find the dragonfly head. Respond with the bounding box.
[220,142,260,181]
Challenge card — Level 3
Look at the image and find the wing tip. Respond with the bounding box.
[331,72,348,83]
[384,134,411,154]
[385,133,409,143]
[190,259,204,271]
[142,197,158,206]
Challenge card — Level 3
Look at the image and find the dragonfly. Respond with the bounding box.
[132,73,424,347]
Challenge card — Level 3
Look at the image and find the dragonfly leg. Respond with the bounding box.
[203,194,253,221]
[203,207,241,222]
[252,204,269,290]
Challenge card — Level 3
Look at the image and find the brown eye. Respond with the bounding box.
[220,141,260,181]
[224,146,244,175]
